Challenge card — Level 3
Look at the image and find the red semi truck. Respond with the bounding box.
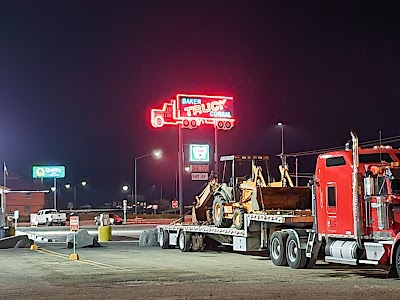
[158,131,400,277]
[151,94,234,130]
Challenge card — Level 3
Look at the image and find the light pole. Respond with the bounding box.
[51,183,57,210]
[122,184,131,224]
[134,149,162,215]
[277,122,286,167]
[277,122,284,155]
[65,180,87,209]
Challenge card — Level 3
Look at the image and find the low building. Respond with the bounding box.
[0,176,49,217]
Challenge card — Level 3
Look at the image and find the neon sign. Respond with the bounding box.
[151,94,234,130]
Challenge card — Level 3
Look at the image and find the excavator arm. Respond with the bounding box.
[191,172,220,224]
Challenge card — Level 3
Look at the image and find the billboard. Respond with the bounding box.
[32,166,66,178]
[150,94,234,130]
[189,144,210,162]
[176,94,234,120]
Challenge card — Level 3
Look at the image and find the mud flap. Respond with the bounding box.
[387,265,399,278]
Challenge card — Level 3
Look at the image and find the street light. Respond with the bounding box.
[65,180,87,209]
[277,122,287,167]
[277,122,284,155]
[50,186,57,210]
[134,149,162,215]
[121,185,131,224]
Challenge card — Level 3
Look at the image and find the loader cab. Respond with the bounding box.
[220,155,270,202]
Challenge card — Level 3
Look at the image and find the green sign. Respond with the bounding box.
[32,166,66,178]
[189,144,210,162]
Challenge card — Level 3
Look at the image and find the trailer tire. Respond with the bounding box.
[159,229,170,249]
[270,231,288,266]
[286,233,307,269]
[178,231,191,252]
[213,196,231,228]
[232,208,244,230]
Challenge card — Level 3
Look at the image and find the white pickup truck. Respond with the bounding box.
[30,209,67,226]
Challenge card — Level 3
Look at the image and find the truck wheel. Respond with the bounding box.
[213,196,232,228]
[286,233,307,269]
[159,229,170,249]
[395,244,400,277]
[232,208,244,230]
[270,231,288,266]
[178,231,191,252]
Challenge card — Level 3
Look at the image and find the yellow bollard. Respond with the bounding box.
[69,253,79,260]
[98,225,112,242]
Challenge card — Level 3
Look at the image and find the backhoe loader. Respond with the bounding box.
[191,155,311,229]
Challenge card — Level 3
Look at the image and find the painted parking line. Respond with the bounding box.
[36,248,128,270]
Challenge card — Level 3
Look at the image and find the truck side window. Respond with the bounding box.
[326,157,346,167]
[327,186,336,207]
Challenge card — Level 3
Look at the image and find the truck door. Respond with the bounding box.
[323,155,353,235]
[315,160,338,233]
[316,155,353,235]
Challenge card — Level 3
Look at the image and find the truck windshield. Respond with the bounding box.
[391,169,400,195]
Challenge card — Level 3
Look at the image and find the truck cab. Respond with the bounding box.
[314,134,400,272]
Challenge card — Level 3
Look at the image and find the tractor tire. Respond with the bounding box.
[212,196,232,228]
[232,208,244,230]
[270,231,288,266]
[159,229,170,249]
[286,233,307,269]
[178,231,191,252]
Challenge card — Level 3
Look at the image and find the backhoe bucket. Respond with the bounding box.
[256,186,312,211]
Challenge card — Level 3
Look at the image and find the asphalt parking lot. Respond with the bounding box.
[1,241,400,300]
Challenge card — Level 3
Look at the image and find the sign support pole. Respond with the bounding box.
[73,232,76,256]
[69,216,79,260]
[214,127,218,178]
[53,178,57,210]
[178,124,184,219]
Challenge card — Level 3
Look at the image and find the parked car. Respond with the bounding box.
[94,213,123,225]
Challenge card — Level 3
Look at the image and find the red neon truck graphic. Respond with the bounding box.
[151,94,235,130]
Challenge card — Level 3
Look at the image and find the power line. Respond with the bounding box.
[284,135,400,158]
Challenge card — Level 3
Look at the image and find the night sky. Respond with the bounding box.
[1,1,399,208]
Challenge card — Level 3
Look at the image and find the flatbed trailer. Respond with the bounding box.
[158,210,314,254]
[156,132,400,277]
